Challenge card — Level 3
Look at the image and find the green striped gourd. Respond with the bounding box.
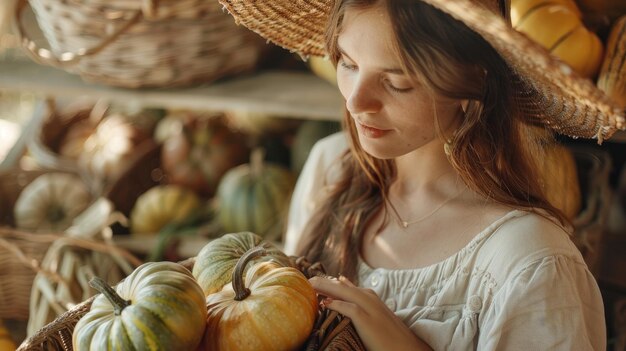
[192,231,291,296]
[216,149,296,241]
[73,261,206,351]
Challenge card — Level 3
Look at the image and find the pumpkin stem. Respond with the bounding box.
[232,246,267,301]
[250,148,265,177]
[89,277,131,315]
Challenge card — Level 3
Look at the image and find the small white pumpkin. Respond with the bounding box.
[14,173,91,232]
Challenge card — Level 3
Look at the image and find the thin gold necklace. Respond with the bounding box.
[386,187,465,228]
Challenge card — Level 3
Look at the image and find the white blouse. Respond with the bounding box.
[285,132,606,350]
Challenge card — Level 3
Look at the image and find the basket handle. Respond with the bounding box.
[13,0,143,68]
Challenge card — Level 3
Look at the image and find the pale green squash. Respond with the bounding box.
[72,261,206,351]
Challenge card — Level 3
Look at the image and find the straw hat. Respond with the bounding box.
[219,0,626,141]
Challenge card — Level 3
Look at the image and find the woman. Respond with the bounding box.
[220,0,624,349]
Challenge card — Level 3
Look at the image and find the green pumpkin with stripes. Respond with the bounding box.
[192,231,292,296]
[73,261,206,351]
[216,148,296,241]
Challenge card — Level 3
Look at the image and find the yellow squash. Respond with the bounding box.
[511,1,604,78]
[129,184,201,234]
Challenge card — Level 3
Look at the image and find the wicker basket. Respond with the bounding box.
[14,0,268,88]
[0,169,96,321]
[18,256,365,351]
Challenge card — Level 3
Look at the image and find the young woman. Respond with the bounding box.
[220,0,625,349]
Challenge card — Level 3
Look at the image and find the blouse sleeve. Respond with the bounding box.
[283,132,348,255]
[478,254,606,350]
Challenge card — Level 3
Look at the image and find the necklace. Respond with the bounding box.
[386,187,465,228]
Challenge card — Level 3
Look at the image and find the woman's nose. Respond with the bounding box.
[345,77,382,115]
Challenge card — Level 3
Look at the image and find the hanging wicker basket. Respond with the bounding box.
[18,256,365,351]
[14,0,268,88]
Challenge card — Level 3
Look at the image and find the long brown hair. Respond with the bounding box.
[295,0,567,281]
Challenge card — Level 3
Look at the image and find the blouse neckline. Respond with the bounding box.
[359,209,526,273]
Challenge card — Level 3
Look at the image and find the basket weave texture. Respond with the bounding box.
[18,256,365,351]
[16,0,268,88]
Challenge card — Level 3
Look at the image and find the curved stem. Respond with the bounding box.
[89,277,130,315]
[232,246,267,301]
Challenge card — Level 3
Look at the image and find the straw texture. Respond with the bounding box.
[15,0,268,88]
[218,0,626,141]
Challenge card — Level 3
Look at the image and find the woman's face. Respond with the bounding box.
[336,5,461,159]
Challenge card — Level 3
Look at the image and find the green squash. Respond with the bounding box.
[216,149,296,241]
[192,231,292,296]
[73,261,206,351]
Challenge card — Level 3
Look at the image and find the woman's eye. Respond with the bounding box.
[339,59,357,71]
[385,80,413,93]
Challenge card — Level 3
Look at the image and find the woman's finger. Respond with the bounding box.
[321,298,365,321]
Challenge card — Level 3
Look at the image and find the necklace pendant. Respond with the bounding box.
[402,221,409,228]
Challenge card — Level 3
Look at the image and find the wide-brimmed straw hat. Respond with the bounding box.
[219,0,625,142]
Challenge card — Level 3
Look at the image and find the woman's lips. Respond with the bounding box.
[356,122,390,138]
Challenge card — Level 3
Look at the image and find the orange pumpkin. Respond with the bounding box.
[201,247,318,351]
[0,320,16,351]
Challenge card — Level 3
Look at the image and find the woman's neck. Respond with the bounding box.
[392,138,459,197]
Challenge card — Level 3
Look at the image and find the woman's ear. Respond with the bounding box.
[461,100,469,113]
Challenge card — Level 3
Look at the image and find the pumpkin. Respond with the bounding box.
[0,319,16,351]
[14,173,91,232]
[79,114,149,182]
[216,149,297,241]
[597,16,626,108]
[202,246,318,351]
[129,185,202,234]
[73,261,206,351]
[192,231,292,296]
[510,0,581,22]
[161,115,250,197]
[291,120,342,174]
[511,2,604,78]
[224,110,302,136]
[308,56,337,86]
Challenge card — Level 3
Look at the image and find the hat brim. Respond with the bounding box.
[219,0,625,141]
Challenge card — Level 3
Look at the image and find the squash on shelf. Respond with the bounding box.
[597,16,626,108]
[161,114,250,197]
[129,185,201,235]
[13,173,91,232]
[73,261,206,351]
[201,246,317,351]
[192,231,291,296]
[511,0,604,78]
[216,149,296,241]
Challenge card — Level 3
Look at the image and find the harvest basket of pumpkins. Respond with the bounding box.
[13,0,268,88]
[18,232,365,351]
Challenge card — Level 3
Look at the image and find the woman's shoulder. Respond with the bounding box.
[302,131,349,182]
[474,210,585,280]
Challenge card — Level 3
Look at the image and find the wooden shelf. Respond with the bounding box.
[0,59,344,121]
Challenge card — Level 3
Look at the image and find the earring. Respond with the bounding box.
[444,129,457,157]
[444,137,454,157]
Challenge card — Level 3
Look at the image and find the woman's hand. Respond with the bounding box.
[309,276,433,351]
